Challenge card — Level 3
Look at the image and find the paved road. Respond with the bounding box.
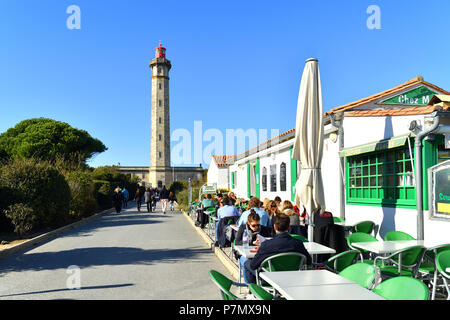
[0,202,232,300]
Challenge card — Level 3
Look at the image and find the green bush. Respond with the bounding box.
[4,203,36,236]
[93,180,113,210]
[65,170,98,219]
[0,158,71,231]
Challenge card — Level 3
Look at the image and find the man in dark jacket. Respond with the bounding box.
[160,185,170,214]
[243,213,312,284]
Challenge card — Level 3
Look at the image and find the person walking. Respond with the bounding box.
[134,188,143,212]
[122,187,129,208]
[112,187,123,214]
[168,192,177,212]
[160,185,170,214]
[152,188,158,211]
[144,188,152,213]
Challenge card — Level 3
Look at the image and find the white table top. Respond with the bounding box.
[259,270,354,288]
[279,283,385,300]
[234,242,335,259]
[446,268,450,273]
[351,239,450,254]
[259,270,384,300]
[303,242,336,255]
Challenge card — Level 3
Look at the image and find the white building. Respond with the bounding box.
[209,76,450,242]
[206,155,236,190]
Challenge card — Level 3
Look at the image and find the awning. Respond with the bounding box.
[339,133,411,157]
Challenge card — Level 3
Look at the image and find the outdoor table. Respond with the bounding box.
[446,268,450,273]
[203,210,219,237]
[234,242,335,259]
[259,270,385,300]
[351,239,450,300]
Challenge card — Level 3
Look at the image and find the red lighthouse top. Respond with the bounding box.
[155,43,166,59]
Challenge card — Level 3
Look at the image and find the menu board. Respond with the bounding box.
[429,161,450,220]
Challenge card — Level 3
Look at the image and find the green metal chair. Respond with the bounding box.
[289,234,308,242]
[418,244,450,299]
[346,232,382,267]
[384,230,415,241]
[205,207,217,238]
[436,250,450,300]
[209,270,247,300]
[323,249,361,273]
[372,276,429,300]
[248,283,274,300]
[256,252,307,286]
[374,245,426,279]
[352,221,375,235]
[339,262,378,289]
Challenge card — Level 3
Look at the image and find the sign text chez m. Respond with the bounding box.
[378,86,438,106]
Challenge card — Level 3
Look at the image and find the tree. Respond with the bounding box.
[0,118,107,163]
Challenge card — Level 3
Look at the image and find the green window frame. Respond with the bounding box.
[346,145,416,208]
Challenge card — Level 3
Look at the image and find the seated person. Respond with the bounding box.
[235,210,273,283]
[281,200,301,226]
[197,194,215,228]
[237,197,271,227]
[214,196,240,243]
[243,213,312,284]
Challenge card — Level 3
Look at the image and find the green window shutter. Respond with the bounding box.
[247,163,251,198]
[255,159,260,198]
[290,147,298,201]
[231,172,235,189]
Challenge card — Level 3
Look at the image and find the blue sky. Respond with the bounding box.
[1,0,449,168]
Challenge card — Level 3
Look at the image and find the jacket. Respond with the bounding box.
[216,215,240,248]
[250,232,312,270]
[160,188,170,199]
[235,224,274,246]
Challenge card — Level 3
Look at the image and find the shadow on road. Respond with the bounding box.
[0,246,213,274]
[0,283,134,298]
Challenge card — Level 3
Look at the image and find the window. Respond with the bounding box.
[159,117,162,124]
[159,100,162,107]
[159,152,162,158]
[280,162,287,191]
[159,83,162,90]
[262,167,267,191]
[270,164,277,192]
[346,145,416,207]
[159,134,162,141]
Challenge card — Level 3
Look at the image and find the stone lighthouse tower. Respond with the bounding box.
[149,43,172,188]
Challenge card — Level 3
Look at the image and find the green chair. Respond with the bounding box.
[289,234,308,242]
[339,262,378,289]
[323,249,361,273]
[384,230,415,241]
[205,207,217,237]
[418,244,450,299]
[372,276,429,300]
[248,283,274,300]
[209,270,247,300]
[346,232,382,267]
[256,252,307,286]
[352,221,375,235]
[436,250,450,300]
[374,245,426,278]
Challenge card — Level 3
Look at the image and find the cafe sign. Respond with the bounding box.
[428,160,450,220]
[378,86,438,106]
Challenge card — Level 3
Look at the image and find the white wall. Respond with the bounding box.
[207,159,229,189]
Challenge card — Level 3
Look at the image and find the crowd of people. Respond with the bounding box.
[193,193,311,284]
[112,185,177,215]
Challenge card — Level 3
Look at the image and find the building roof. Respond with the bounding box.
[220,77,449,165]
[212,155,236,167]
[325,76,450,116]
